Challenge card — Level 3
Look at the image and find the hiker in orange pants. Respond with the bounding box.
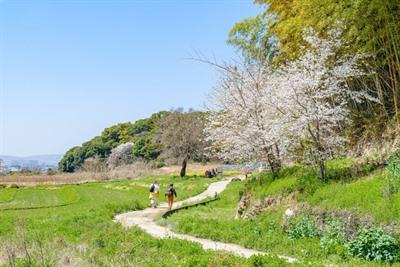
[165,183,177,210]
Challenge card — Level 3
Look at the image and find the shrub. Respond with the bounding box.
[249,254,289,267]
[286,213,320,239]
[319,218,346,255]
[151,160,166,168]
[328,159,378,181]
[346,227,399,262]
[46,168,56,175]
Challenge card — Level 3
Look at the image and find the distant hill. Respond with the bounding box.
[0,154,64,166]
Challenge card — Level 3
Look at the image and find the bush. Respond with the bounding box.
[286,213,320,239]
[151,160,166,168]
[249,254,289,267]
[325,158,381,182]
[346,227,399,262]
[319,218,347,255]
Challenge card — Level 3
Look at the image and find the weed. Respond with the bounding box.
[346,227,399,262]
[319,218,347,256]
[249,254,291,267]
[285,213,320,239]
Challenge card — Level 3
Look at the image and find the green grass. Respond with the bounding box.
[2,159,399,266]
[0,186,80,210]
[163,159,400,266]
[165,181,325,263]
[0,188,17,203]
[303,169,400,224]
[0,175,270,266]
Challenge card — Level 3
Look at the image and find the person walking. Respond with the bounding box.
[149,180,160,208]
[165,183,177,210]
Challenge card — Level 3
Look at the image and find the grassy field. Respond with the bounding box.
[2,158,400,266]
[1,173,282,266]
[163,158,400,266]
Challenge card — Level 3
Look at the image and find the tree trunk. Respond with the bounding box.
[273,143,282,169]
[319,158,326,182]
[180,157,187,177]
[266,152,277,173]
[317,144,327,181]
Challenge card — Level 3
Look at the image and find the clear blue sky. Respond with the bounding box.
[0,0,260,157]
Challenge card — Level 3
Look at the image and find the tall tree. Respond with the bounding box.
[276,28,374,179]
[205,27,372,180]
[227,13,278,64]
[107,142,134,168]
[204,59,284,173]
[156,108,207,177]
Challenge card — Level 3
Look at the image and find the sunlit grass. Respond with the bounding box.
[0,188,17,203]
[164,158,400,266]
[306,170,400,224]
[1,159,399,266]
[0,174,267,266]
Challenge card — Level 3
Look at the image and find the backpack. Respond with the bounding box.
[165,188,173,196]
[149,184,155,193]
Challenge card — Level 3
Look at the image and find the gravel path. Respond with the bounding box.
[114,177,296,263]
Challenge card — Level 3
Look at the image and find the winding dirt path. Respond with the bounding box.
[114,177,296,263]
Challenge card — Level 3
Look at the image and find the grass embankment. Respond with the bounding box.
[1,174,265,266]
[164,158,400,266]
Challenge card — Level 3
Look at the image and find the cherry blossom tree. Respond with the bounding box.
[204,27,374,180]
[277,28,373,180]
[107,142,134,168]
[204,61,285,173]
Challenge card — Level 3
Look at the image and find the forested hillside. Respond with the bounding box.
[58,109,209,177]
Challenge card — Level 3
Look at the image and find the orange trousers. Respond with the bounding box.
[168,195,174,210]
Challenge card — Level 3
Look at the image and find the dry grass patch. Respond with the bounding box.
[0,162,219,187]
[153,163,218,176]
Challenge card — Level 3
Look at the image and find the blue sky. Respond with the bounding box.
[0,0,260,157]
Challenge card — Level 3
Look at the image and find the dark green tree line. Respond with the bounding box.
[58,110,209,174]
[58,112,168,172]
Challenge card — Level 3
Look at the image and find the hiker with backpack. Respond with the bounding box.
[165,183,177,210]
[149,180,160,208]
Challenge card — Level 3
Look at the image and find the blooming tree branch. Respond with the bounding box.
[204,26,375,179]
